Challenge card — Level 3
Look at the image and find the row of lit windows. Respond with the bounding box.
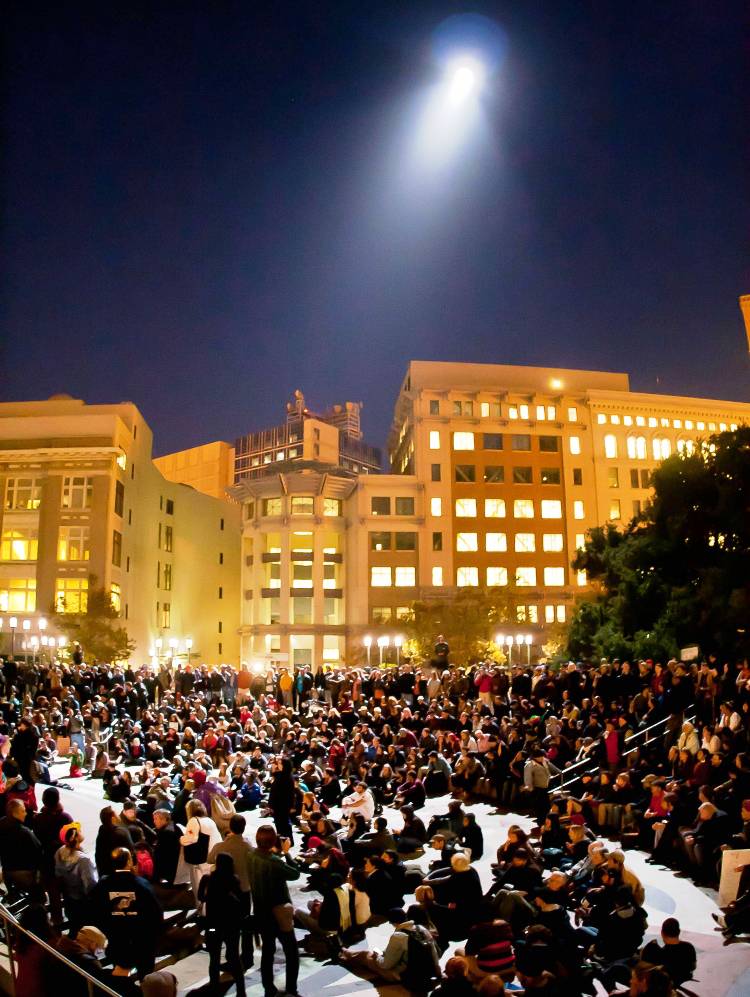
[0,576,93,615]
[0,525,127,567]
[429,399,579,423]
[603,434,703,461]
[4,476,95,511]
[453,464,562,485]
[263,561,339,589]
[597,413,737,431]
[368,565,584,588]
[429,431,560,453]
[455,531,565,552]
[372,601,567,624]
[430,497,585,520]
[258,496,342,518]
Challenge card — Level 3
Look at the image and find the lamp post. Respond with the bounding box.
[394,634,403,667]
[9,617,17,658]
[524,633,532,665]
[168,638,178,661]
[38,617,47,664]
[505,634,513,666]
[185,637,193,661]
[155,638,163,662]
[22,619,31,664]
[377,635,389,667]
[364,635,372,667]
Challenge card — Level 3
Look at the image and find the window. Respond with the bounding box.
[573,500,585,520]
[110,583,121,614]
[431,463,441,481]
[370,566,392,587]
[511,434,531,451]
[567,407,578,421]
[545,604,566,623]
[653,437,671,460]
[395,532,416,550]
[164,525,173,552]
[541,467,561,485]
[430,497,442,517]
[372,606,392,623]
[604,434,618,458]
[486,532,507,551]
[457,566,479,587]
[487,566,508,586]
[457,532,478,551]
[161,602,171,628]
[165,499,174,515]
[575,533,585,550]
[432,531,443,551]
[515,532,536,552]
[627,435,647,459]
[429,399,440,415]
[62,476,92,510]
[509,406,518,420]
[263,497,282,516]
[539,436,560,452]
[55,577,87,613]
[395,496,415,515]
[453,432,475,450]
[577,570,587,586]
[292,561,313,588]
[112,530,122,567]
[514,499,534,518]
[371,496,392,517]
[513,466,533,484]
[484,466,504,483]
[640,469,651,488]
[219,551,223,564]
[608,467,619,488]
[677,438,695,456]
[611,415,621,425]
[572,468,583,486]
[0,577,36,612]
[597,414,607,425]
[633,500,643,516]
[542,533,564,552]
[432,566,443,586]
[218,586,223,599]
[291,496,314,516]
[370,531,391,551]
[630,469,639,488]
[323,497,342,517]
[5,478,42,510]
[0,528,38,561]
[485,498,506,518]
[540,499,562,519]
[544,566,565,586]
[609,499,621,520]
[114,481,125,517]
[624,415,633,426]
[483,433,503,450]
[429,431,441,450]
[517,605,539,623]
[569,436,581,455]
[536,405,556,421]
[516,567,537,586]
[455,464,476,482]
[455,498,477,517]
[648,417,658,428]
[453,400,473,416]
[58,525,90,562]
[395,566,416,587]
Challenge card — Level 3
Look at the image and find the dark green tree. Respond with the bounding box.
[53,584,136,663]
[405,584,519,664]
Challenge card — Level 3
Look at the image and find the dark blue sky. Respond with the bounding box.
[2,1,749,455]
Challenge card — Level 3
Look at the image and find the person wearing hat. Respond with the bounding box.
[55,823,98,934]
[57,925,108,997]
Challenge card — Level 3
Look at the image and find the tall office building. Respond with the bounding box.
[0,396,240,664]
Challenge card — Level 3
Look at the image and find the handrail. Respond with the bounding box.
[0,901,122,997]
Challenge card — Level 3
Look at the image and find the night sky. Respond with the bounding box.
[2,2,749,457]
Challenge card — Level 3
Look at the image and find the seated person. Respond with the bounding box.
[640,917,697,988]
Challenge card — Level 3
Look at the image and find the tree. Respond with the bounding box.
[568,428,750,661]
[53,585,136,663]
[405,584,519,664]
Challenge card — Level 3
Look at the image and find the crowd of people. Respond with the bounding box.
[0,641,748,997]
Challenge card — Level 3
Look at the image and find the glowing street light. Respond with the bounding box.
[394,634,403,666]
[524,633,532,665]
[364,634,373,667]
[505,634,514,666]
[377,635,389,666]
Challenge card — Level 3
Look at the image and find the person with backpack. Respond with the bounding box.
[55,824,98,934]
[198,853,247,996]
[341,905,440,991]
[179,799,221,903]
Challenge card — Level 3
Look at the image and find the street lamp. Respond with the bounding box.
[394,634,403,666]
[377,635,389,667]
[524,634,532,665]
[168,638,178,659]
[364,635,372,668]
[505,634,513,666]
[185,638,193,659]
[155,638,163,659]
[9,617,17,658]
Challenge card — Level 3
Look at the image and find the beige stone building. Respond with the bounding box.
[0,396,240,665]
[154,441,235,501]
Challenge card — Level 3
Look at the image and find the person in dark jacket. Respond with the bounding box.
[152,809,182,886]
[458,813,484,860]
[0,798,43,893]
[11,718,40,783]
[198,853,246,997]
[33,786,73,925]
[268,756,296,842]
[94,805,134,877]
[90,847,164,979]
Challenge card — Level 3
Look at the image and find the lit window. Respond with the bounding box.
[0,528,38,561]
[567,407,577,421]
[291,496,314,515]
[513,499,534,518]
[577,570,587,586]
[292,561,313,588]
[569,436,581,455]
[457,566,479,586]
[323,498,342,517]
[627,436,647,459]
[536,405,546,421]
[544,567,565,586]
[661,417,669,428]
[673,419,682,429]
[395,566,416,587]
[430,497,442,517]
[720,422,728,432]
[684,420,693,430]
[456,532,478,551]
[636,415,645,426]
[0,577,37,612]
[485,532,507,551]
[484,498,506,518]
[544,605,555,623]
[540,499,562,519]
[57,525,90,562]
[604,434,618,458]
[432,566,443,586]
[5,478,42,510]
[480,402,490,418]
[542,533,564,552]
[575,533,585,550]
[610,414,621,425]
[610,500,621,520]
[597,414,606,424]
[55,576,87,613]
[429,431,441,450]
[487,566,508,586]
[61,476,92,510]
[116,452,127,471]
[370,566,392,587]
[556,605,566,623]
[455,498,477,517]
[516,567,537,586]
[573,500,585,520]
[708,422,716,430]
[509,406,518,420]
[519,404,529,419]
[648,417,658,428]
[623,415,632,426]
[514,532,536,553]
[696,421,705,430]
[652,437,671,460]
[262,497,282,516]
[677,438,695,455]
[110,583,122,614]
[453,432,475,451]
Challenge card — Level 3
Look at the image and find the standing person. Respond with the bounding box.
[90,847,163,979]
[180,799,222,903]
[208,813,255,968]
[94,805,133,877]
[11,717,39,784]
[269,756,296,842]
[247,824,302,997]
[523,751,558,823]
[0,798,43,894]
[198,853,247,996]
[55,824,98,934]
[33,786,73,926]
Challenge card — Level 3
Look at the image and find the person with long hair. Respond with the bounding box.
[179,799,222,903]
[269,755,296,842]
[198,852,247,996]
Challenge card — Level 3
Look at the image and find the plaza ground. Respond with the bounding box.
[41,770,750,997]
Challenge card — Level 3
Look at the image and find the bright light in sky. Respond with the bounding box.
[447,57,486,104]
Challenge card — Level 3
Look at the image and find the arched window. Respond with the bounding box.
[627,435,647,459]
[604,434,618,459]
[677,438,694,456]
[652,437,671,460]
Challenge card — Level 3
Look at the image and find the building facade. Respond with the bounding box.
[0,396,240,665]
